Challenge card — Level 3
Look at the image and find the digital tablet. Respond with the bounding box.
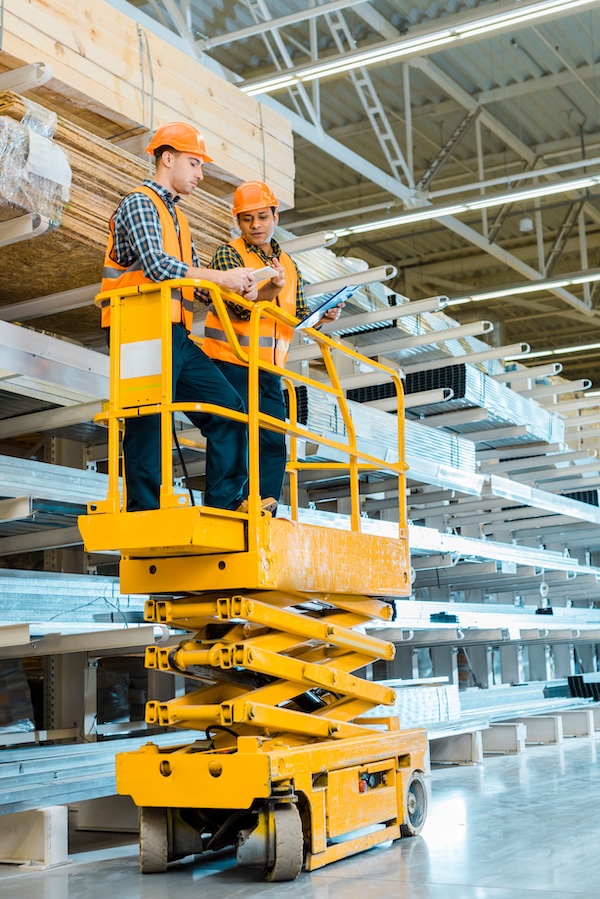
[295,284,356,331]
[251,266,277,283]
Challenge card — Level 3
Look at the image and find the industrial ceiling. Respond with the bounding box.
[121,0,600,386]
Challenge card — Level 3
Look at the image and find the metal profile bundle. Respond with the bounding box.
[0,732,184,816]
[290,384,477,474]
[0,569,145,629]
[0,455,110,504]
[402,363,564,446]
[380,598,600,634]
[563,488,600,506]
[351,305,505,371]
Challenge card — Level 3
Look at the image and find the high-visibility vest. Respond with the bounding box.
[202,238,297,368]
[100,185,194,330]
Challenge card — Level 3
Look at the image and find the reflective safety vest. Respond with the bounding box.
[202,238,297,368]
[100,185,195,330]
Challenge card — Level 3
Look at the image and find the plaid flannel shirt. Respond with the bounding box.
[209,238,309,321]
[111,180,206,299]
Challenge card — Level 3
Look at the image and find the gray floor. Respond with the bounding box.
[1,733,599,898]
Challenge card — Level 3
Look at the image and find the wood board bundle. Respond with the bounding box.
[0,91,235,340]
[1,0,294,208]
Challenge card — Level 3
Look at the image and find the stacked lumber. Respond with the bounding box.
[1,0,294,207]
[0,91,240,335]
[0,91,232,258]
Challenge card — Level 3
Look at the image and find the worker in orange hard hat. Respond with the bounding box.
[145,121,214,161]
[101,122,259,513]
[203,180,344,514]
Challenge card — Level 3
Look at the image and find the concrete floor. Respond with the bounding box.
[1,733,599,899]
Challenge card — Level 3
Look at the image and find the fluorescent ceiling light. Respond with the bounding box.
[447,269,600,307]
[332,173,600,238]
[506,342,600,361]
[240,0,597,95]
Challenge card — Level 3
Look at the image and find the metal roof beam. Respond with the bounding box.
[196,0,369,50]
[257,95,416,204]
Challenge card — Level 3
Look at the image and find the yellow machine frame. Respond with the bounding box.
[78,279,429,880]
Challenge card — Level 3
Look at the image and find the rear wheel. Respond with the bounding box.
[264,804,304,882]
[139,806,168,873]
[400,772,428,837]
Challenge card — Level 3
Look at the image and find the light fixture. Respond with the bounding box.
[332,173,600,238]
[446,267,600,307]
[506,342,600,361]
[240,0,597,95]
[519,216,534,233]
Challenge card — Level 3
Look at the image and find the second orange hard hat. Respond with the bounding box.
[232,181,279,217]
[145,122,213,162]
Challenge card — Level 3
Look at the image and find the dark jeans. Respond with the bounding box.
[214,360,287,502]
[123,324,247,512]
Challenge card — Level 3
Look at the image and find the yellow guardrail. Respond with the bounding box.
[92,278,408,535]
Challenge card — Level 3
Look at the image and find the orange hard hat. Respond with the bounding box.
[145,122,213,162]
[232,181,279,217]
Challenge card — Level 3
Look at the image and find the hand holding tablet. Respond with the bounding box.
[251,266,278,283]
[295,284,356,331]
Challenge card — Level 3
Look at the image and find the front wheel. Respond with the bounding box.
[400,772,428,837]
[264,803,304,882]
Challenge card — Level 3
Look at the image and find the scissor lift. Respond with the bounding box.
[78,279,428,880]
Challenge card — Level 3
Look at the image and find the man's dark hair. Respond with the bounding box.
[154,145,178,161]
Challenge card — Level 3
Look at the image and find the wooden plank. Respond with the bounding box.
[0,92,240,323]
[1,0,294,206]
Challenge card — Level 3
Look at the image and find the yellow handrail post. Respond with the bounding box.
[246,303,263,540]
[281,373,299,521]
[157,282,176,507]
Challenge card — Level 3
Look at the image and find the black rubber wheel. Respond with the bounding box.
[264,804,304,882]
[400,772,428,837]
[139,806,168,873]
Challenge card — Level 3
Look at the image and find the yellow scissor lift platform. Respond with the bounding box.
[79,279,428,880]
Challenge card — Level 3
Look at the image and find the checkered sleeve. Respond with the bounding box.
[210,243,250,319]
[113,192,189,282]
[293,260,309,320]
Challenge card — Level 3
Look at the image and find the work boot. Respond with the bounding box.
[235,496,278,515]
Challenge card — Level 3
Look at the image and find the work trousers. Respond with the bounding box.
[123,324,247,512]
[214,360,287,502]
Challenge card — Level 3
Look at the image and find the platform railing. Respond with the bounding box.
[91,278,408,535]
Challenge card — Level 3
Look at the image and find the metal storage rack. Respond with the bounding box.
[0,250,600,865]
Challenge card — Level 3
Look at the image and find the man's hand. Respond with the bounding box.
[320,302,344,323]
[256,258,286,301]
[241,282,259,301]
[268,257,286,290]
[188,264,257,296]
[214,267,256,295]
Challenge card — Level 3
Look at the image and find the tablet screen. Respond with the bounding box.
[295,284,356,330]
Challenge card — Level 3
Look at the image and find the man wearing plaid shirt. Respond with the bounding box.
[203,181,342,513]
[101,122,258,513]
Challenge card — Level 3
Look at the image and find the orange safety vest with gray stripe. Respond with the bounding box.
[100,185,194,330]
[202,238,297,368]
